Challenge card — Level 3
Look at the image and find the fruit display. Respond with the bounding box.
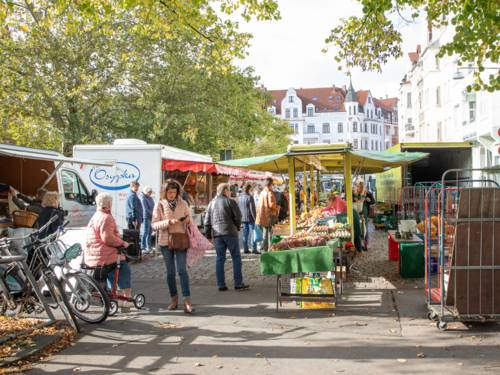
[416,216,454,240]
[298,207,325,227]
[271,233,334,251]
[311,225,329,233]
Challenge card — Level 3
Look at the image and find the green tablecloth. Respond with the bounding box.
[260,246,334,275]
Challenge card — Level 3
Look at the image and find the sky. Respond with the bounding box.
[236,0,427,99]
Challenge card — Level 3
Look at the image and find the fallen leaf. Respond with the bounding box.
[195,363,203,367]
[397,359,407,363]
[213,354,219,358]
[73,368,81,372]
[112,344,119,348]
[417,353,425,358]
[256,353,262,357]
[217,365,223,369]
[458,363,464,366]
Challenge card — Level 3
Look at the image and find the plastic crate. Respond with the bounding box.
[399,243,424,278]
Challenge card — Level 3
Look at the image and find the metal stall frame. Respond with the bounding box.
[425,167,500,330]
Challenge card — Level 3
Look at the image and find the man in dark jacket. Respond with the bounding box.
[125,181,143,231]
[238,183,259,254]
[204,183,249,291]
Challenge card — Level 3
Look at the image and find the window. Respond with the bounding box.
[307,124,315,134]
[469,100,476,122]
[289,95,294,103]
[289,124,295,132]
[322,123,330,133]
[436,86,441,107]
[307,106,314,117]
[293,108,298,118]
[371,140,374,150]
[353,139,359,149]
[435,56,440,70]
[62,170,91,204]
[349,107,352,115]
[386,126,390,136]
[407,92,412,108]
[285,108,290,119]
[352,122,358,132]
[354,106,357,115]
[368,97,371,104]
[267,107,275,114]
[364,123,368,133]
[338,122,343,133]
[323,140,331,144]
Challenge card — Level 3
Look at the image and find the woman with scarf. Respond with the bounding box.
[152,179,193,313]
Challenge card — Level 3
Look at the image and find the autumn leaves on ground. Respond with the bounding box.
[0,317,76,374]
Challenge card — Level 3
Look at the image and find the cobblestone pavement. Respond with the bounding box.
[131,222,422,290]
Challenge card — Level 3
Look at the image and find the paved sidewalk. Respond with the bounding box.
[30,229,500,374]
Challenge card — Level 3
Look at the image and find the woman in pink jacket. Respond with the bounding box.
[85,193,131,303]
[152,180,193,314]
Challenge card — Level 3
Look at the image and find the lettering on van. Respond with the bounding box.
[89,162,141,191]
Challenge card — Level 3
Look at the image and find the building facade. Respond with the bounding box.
[398,25,500,168]
[268,82,398,150]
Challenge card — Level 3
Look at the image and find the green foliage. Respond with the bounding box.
[325,0,500,91]
[0,0,288,156]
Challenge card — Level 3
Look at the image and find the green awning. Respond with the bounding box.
[222,145,429,174]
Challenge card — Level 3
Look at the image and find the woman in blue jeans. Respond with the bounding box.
[152,180,193,313]
[238,183,260,254]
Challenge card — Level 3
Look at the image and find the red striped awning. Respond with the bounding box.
[162,159,269,179]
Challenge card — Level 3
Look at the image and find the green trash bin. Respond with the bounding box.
[399,243,424,278]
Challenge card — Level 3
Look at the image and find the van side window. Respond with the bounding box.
[62,170,90,205]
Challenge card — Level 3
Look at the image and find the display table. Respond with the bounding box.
[387,230,423,261]
[260,246,336,311]
[260,246,334,275]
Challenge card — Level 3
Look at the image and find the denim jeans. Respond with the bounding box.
[242,222,257,253]
[106,261,131,290]
[213,236,243,288]
[160,246,190,297]
[141,217,152,250]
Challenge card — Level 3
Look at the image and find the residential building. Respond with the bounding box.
[268,81,398,150]
[399,25,500,168]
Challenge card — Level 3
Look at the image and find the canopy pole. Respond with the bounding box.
[288,156,296,235]
[344,152,354,241]
[309,165,314,208]
[316,169,321,203]
[303,163,308,214]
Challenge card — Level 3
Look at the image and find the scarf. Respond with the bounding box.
[167,199,177,212]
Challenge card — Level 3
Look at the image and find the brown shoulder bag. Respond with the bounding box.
[160,202,190,251]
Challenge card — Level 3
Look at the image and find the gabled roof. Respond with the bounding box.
[269,87,346,114]
[374,97,398,111]
[356,90,370,106]
[408,44,421,63]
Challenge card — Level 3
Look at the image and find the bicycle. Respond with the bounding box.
[2,217,110,325]
[0,238,80,332]
[0,217,80,331]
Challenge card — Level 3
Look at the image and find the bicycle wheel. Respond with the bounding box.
[61,272,110,324]
[43,272,80,332]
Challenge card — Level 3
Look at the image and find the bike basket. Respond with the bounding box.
[64,243,82,261]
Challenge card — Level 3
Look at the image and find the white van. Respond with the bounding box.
[0,144,113,245]
[73,139,212,229]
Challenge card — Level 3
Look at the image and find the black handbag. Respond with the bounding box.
[122,228,141,258]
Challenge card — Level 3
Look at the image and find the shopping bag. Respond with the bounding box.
[186,222,213,268]
[253,225,263,242]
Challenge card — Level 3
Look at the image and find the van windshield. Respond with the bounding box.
[62,169,90,205]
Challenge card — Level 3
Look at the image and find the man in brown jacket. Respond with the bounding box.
[255,178,279,252]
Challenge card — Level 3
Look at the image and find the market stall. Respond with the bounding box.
[162,159,271,226]
[222,144,428,310]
